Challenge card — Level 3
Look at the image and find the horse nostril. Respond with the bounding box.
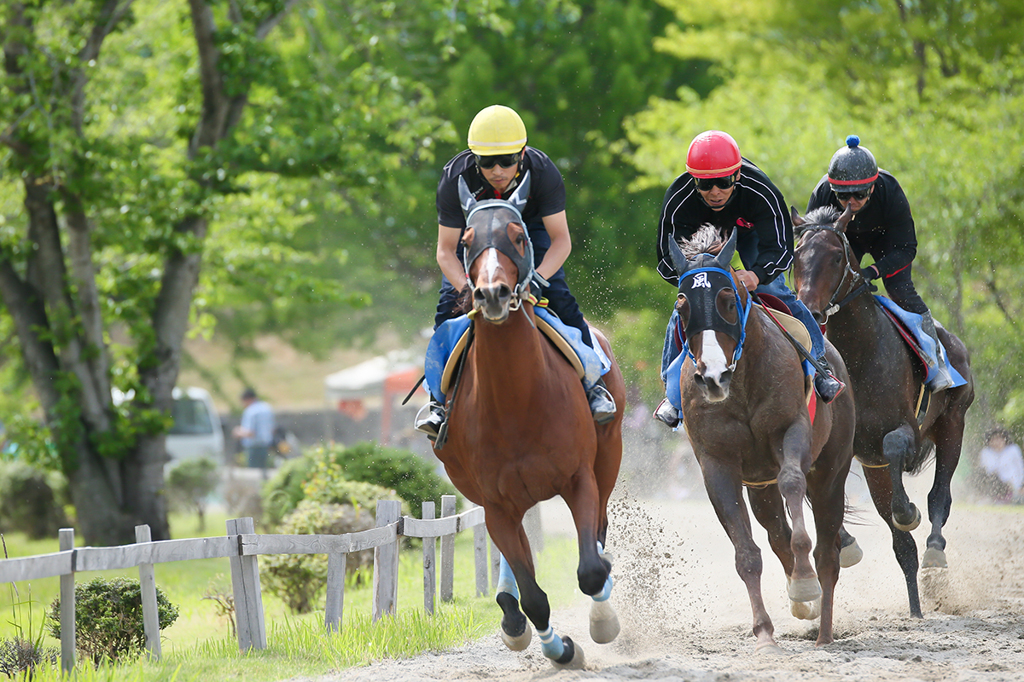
[498,284,512,302]
[693,372,706,386]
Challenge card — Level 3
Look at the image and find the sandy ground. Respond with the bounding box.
[301,464,1024,682]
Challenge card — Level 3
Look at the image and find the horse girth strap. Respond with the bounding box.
[743,478,778,489]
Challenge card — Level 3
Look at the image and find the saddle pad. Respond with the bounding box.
[754,303,812,355]
[439,316,588,395]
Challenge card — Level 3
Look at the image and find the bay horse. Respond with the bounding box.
[666,225,855,651]
[792,205,975,618]
[433,173,626,667]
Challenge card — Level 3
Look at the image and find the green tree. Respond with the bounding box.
[0,0,462,544]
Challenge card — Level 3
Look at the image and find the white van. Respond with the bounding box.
[165,387,225,464]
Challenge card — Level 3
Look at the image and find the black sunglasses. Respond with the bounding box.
[835,188,871,202]
[694,175,737,191]
[475,152,521,169]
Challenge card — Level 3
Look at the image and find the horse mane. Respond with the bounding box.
[803,206,839,228]
[678,223,726,258]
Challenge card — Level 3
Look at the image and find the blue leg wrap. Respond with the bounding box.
[537,625,565,660]
[593,574,614,602]
[496,553,520,600]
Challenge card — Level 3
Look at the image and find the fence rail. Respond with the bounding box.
[0,495,497,673]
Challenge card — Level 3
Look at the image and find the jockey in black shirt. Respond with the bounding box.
[415,105,616,438]
[653,131,845,427]
[806,135,954,390]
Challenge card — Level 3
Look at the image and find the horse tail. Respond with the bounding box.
[905,437,936,475]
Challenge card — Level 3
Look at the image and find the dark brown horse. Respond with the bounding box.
[792,205,975,618]
[433,175,625,667]
[666,225,855,651]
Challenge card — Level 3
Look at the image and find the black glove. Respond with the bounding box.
[529,272,549,299]
[859,266,879,281]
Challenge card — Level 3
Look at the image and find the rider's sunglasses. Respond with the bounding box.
[694,174,737,192]
[834,188,871,202]
[475,152,521,170]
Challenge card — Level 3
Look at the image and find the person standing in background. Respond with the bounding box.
[232,387,275,479]
[977,426,1024,503]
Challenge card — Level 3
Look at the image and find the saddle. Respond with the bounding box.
[424,304,610,403]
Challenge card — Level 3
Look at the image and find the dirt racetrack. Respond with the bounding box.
[309,466,1024,682]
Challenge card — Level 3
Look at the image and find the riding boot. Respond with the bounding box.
[652,398,680,428]
[414,397,446,440]
[586,378,617,425]
[921,311,955,391]
[813,356,845,404]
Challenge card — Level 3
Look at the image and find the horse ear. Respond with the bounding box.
[716,228,738,270]
[791,206,805,226]
[508,170,531,215]
[668,237,690,277]
[458,176,476,217]
[835,204,854,234]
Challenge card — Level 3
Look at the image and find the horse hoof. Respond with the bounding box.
[840,539,864,568]
[790,596,821,621]
[500,627,532,652]
[893,505,922,532]
[589,599,620,644]
[787,576,822,603]
[921,546,948,569]
[755,639,786,656]
[552,636,586,669]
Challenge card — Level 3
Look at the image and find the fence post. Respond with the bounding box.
[227,517,266,651]
[473,509,488,597]
[422,501,436,615]
[58,528,75,674]
[371,500,402,622]
[135,525,161,660]
[440,495,456,603]
[324,552,347,633]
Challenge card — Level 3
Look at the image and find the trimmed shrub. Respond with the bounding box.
[260,488,399,614]
[46,577,178,664]
[260,441,455,527]
[0,460,69,539]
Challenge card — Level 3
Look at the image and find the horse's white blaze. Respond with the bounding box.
[481,249,501,284]
[700,330,729,383]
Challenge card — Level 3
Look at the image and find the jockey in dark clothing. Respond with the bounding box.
[415,105,616,438]
[806,135,954,391]
[653,130,845,428]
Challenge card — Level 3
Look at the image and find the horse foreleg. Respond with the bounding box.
[700,457,780,654]
[922,415,965,568]
[779,423,819,601]
[863,465,923,617]
[805,462,850,646]
[883,424,922,531]
[486,506,583,667]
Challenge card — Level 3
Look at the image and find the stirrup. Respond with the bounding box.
[414,401,446,438]
[927,365,955,392]
[588,384,616,425]
[653,398,680,428]
[813,360,845,404]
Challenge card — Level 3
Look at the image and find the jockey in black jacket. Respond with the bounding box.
[414,105,616,438]
[806,135,954,390]
[653,130,845,428]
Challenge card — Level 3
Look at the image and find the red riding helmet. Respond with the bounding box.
[686,131,742,178]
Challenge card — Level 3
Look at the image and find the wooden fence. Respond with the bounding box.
[0,495,503,673]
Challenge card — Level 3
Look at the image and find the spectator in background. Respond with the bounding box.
[977,426,1024,503]
[232,387,275,479]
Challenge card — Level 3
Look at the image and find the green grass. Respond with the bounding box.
[1,510,582,680]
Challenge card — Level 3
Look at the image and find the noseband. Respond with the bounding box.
[797,225,874,322]
[678,266,752,371]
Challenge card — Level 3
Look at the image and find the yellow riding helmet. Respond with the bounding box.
[467,105,528,156]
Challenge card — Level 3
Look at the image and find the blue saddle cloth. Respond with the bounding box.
[423,308,611,403]
[874,296,967,389]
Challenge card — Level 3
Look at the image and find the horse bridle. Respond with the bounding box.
[678,265,753,371]
[797,224,875,322]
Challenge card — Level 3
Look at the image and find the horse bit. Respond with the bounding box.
[797,224,875,322]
